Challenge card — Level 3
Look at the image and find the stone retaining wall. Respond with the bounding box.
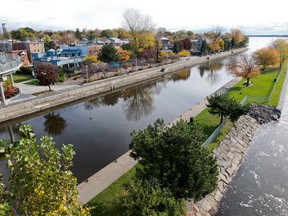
[187,115,260,216]
[0,48,247,123]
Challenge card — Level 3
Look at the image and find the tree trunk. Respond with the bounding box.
[246,78,250,87]
[220,113,223,124]
[48,85,51,92]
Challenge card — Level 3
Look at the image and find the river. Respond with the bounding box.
[214,36,288,216]
[0,37,285,183]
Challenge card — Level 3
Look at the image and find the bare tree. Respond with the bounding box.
[122,9,156,54]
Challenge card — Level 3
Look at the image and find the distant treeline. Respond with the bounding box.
[247,35,288,37]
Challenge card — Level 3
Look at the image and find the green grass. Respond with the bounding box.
[268,64,287,106]
[227,67,282,104]
[13,74,33,83]
[194,108,221,136]
[206,121,234,153]
[87,163,142,216]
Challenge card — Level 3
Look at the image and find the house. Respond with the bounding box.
[32,45,89,68]
[13,41,45,63]
[160,37,173,50]
[6,50,30,67]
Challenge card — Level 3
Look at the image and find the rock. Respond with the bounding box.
[248,104,281,124]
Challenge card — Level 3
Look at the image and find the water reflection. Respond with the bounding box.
[122,86,154,122]
[171,70,191,82]
[0,123,21,143]
[198,59,224,85]
[43,113,67,137]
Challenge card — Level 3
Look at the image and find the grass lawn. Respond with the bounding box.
[227,67,283,104]
[87,164,141,216]
[13,74,33,83]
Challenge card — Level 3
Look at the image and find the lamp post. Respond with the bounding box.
[85,65,88,81]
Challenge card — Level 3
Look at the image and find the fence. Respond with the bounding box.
[201,96,248,148]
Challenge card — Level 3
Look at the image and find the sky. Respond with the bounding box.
[1,0,288,35]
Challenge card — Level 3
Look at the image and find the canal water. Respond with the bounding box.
[0,37,285,183]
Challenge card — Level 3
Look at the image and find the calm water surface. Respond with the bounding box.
[0,37,285,183]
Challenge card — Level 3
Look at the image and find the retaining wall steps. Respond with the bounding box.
[187,115,260,216]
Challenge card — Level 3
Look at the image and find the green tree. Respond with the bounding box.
[0,125,90,215]
[98,44,120,63]
[207,93,250,124]
[35,62,59,91]
[43,34,51,50]
[75,27,81,40]
[129,119,218,200]
[121,178,186,216]
[172,41,180,54]
[100,29,114,38]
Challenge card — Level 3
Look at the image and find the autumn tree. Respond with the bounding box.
[0,125,90,215]
[178,50,190,58]
[35,62,59,91]
[229,29,244,47]
[228,54,261,86]
[118,48,131,63]
[122,9,156,54]
[129,119,218,200]
[253,47,279,71]
[97,43,120,63]
[272,39,288,67]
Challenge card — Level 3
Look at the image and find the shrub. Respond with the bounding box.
[19,66,32,75]
[121,178,186,216]
[130,119,218,200]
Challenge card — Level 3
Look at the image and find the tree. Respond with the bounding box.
[97,44,120,63]
[121,178,186,216]
[43,34,51,50]
[271,39,288,68]
[100,29,114,38]
[173,41,181,54]
[207,93,250,124]
[118,48,131,63]
[252,47,279,71]
[177,50,190,58]
[0,125,90,215]
[228,54,261,86]
[229,29,244,47]
[129,119,218,200]
[35,62,59,91]
[122,8,155,54]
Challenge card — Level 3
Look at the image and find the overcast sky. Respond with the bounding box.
[1,0,288,35]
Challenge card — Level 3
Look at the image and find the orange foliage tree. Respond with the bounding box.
[228,54,261,86]
[252,47,280,71]
[229,29,244,47]
[118,48,131,63]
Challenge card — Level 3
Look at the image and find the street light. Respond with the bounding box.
[85,65,88,81]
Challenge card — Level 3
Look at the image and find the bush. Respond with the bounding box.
[121,178,186,216]
[19,66,32,75]
[130,119,218,200]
